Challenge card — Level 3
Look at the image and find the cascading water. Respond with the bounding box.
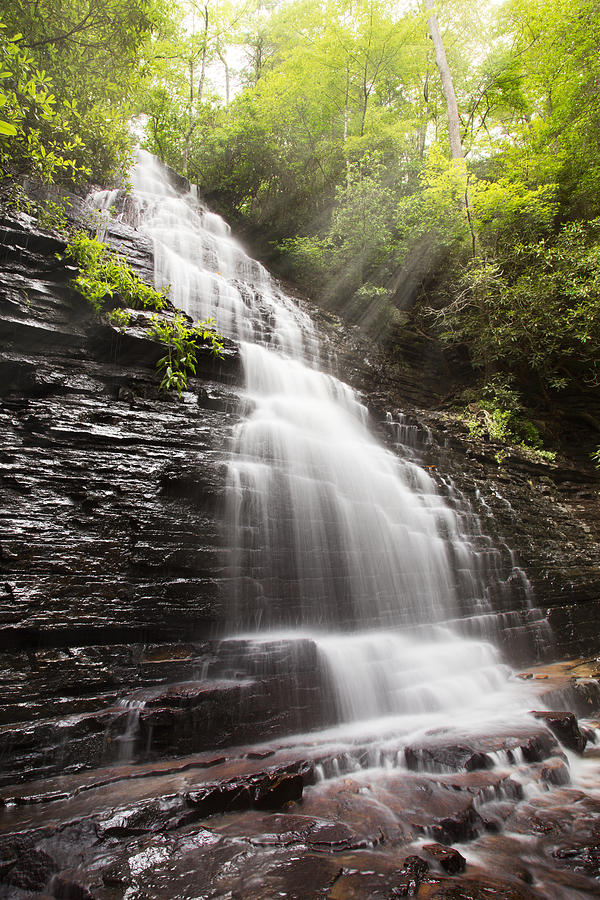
[100,149,545,738]
[1,151,596,900]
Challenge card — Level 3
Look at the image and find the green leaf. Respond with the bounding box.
[0,119,17,136]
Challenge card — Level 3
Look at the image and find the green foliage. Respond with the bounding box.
[0,182,36,214]
[106,307,132,331]
[143,0,426,237]
[592,448,600,469]
[4,0,590,430]
[66,231,224,397]
[438,218,600,389]
[470,177,558,251]
[138,0,252,176]
[0,23,91,184]
[0,183,72,233]
[494,0,600,219]
[279,155,396,301]
[0,0,164,186]
[136,0,600,420]
[146,313,224,397]
[460,378,555,460]
[38,197,71,234]
[65,233,168,312]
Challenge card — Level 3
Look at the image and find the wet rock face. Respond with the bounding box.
[404,744,493,774]
[389,415,600,665]
[0,207,243,779]
[0,209,238,648]
[187,766,309,817]
[2,714,600,900]
[0,638,331,786]
[422,843,466,875]
[530,710,587,754]
[2,847,57,892]
[390,854,430,896]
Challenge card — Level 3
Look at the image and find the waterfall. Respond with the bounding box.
[103,150,543,734]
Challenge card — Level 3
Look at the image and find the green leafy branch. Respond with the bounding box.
[146,313,224,398]
[64,232,223,397]
[459,377,556,462]
[0,22,91,184]
[65,232,168,312]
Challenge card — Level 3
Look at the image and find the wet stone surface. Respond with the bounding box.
[2,701,600,898]
[1,193,600,791]
[530,709,588,753]
[422,844,466,875]
[2,730,600,898]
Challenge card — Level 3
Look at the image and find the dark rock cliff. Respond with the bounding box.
[0,206,245,784]
[0,208,237,651]
[0,196,599,787]
[309,306,600,663]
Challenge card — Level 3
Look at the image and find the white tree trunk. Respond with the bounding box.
[424,0,463,159]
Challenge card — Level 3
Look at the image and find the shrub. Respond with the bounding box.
[146,313,224,397]
[65,233,168,312]
[461,377,555,461]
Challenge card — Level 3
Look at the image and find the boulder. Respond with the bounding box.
[530,710,587,754]
[422,842,467,875]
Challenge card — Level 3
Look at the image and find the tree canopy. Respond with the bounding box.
[0,0,166,185]
[3,0,600,449]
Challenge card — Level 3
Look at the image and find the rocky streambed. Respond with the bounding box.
[2,660,600,899]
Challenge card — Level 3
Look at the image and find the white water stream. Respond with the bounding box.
[100,150,547,736]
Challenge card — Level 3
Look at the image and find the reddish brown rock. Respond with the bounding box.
[530,710,587,754]
[430,805,484,845]
[518,730,558,762]
[553,844,600,878]
[388,854,430,897]
[404,743,492,773]
[253,772,304,809]
[426,876,542,899]
[186,763,312,817]
[539,757,571,786]
[422,842,467,874]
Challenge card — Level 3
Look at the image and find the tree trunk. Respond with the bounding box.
[184,59,195,175]
[343,63,349,144]
[197,4,209,104]
[217,47,230,105]
[424,0,463,159]
[418,66,431,159]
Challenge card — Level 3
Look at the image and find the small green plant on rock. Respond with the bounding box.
[106,308,131,331]
[65,232,168,312]
[1,185,71,235]
[38,198,71,234]
[1,183,35,215]
[147,313,224,398]
[460,377,556,462]
[64,231,223,397]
